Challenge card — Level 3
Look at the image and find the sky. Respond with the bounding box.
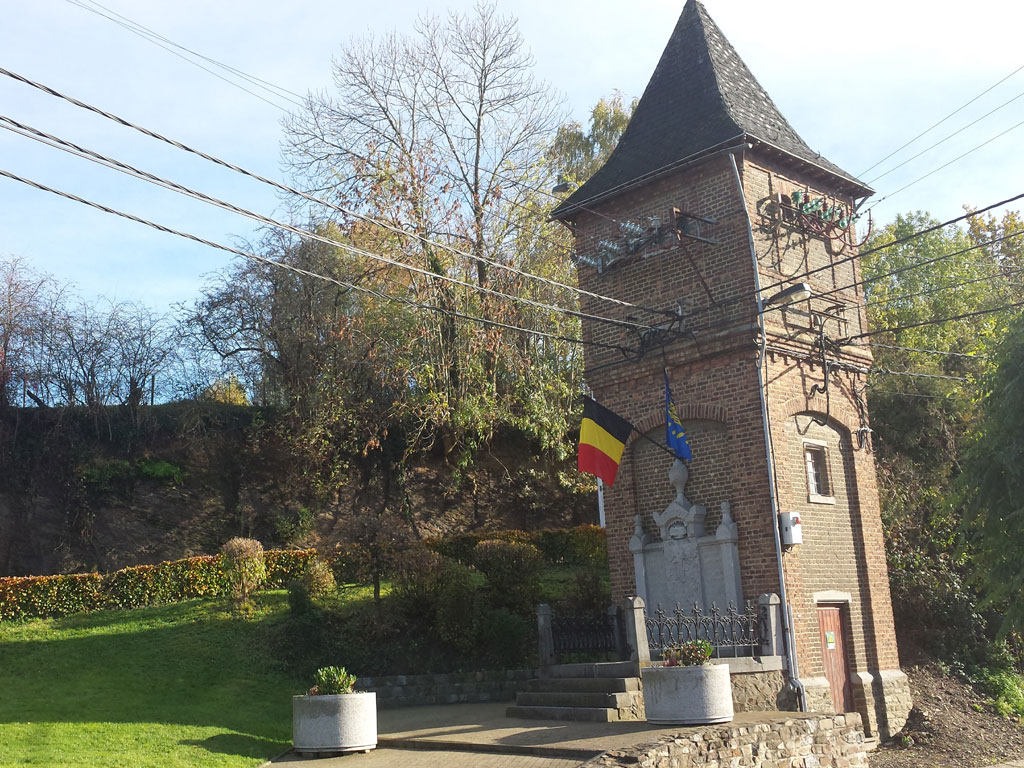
[3,0,1024,313]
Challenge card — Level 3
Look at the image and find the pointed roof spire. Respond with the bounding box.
[553,0,870,219]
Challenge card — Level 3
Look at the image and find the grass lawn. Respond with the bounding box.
[0,594,303,768]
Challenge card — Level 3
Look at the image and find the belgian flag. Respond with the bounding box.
[578,396,634,486]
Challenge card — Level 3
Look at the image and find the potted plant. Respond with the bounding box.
[292,666,376,754]
[642,640,734,725]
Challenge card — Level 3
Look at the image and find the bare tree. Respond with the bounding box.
[0,257,65,408]
[281,2,578,457]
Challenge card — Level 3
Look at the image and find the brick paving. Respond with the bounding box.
[275,747,582,767]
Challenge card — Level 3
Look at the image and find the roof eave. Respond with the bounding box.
[550,134,748,222]
[746,135,874,199]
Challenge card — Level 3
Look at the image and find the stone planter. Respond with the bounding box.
[642,664,733,725]
[292,691,377,754]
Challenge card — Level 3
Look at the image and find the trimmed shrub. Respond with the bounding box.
[0,573,104,620]
[393,546,448,623]
[473,539,542,613]
[287,581,315,616]
[434,561,481,656]
[264,549,315,588]
[327,543,370,586]
[533,525,606,566]
[428,525,606,568]
[559,566,611,617]
[101,556,223,610]
[220,537,267,609]
[302,557,336,598]
[476,606,533,667]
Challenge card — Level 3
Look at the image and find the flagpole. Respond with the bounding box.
[582,382,609,528]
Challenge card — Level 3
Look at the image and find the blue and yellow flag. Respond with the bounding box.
[665,371,692,462]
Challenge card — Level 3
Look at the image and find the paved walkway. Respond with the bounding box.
[268,702,825,767]
[269,702,1024,768]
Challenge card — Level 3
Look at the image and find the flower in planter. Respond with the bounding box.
[308,666,357,696]
[664,639,713,667]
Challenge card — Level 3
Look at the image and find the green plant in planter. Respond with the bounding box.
[664,639,713,667]
[308,666,357,696]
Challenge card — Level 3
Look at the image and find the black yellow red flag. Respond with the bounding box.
[578,396,634,486]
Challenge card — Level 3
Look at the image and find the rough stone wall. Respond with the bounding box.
[583,712,869,768]
[356,669,535,708]
[731,670,794,713]
[852,670,912,741]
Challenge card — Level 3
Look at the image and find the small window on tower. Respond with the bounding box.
[804,444,834,502]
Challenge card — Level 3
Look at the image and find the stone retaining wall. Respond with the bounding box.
[583,713,868,768]
[355,669,535,708]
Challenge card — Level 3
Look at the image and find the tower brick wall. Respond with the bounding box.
[565,148,909,737]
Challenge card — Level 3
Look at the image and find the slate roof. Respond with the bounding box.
[552,0,872,220]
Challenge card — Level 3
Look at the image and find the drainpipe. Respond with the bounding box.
[728,151,808,712]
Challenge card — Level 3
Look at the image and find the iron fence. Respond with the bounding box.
[645,601,764,657]
[551,613,623,659]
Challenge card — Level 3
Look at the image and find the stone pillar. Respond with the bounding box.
[716,501,742,609]
[536,604,555,670]
[628,514,648,604]
[758,593,783,657]
[623,596,651,665]
[608,603,627,660]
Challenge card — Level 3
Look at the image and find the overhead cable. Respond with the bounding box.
[0,167,632,356]
[0,114,666,336]
[0,66,673,319]
[860,61,1024,176]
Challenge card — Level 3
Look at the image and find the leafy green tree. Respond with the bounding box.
[862,211,1017,662]
[548,91,636,191]
[961,315,1024,636]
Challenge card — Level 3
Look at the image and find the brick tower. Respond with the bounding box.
[552,0,910,737]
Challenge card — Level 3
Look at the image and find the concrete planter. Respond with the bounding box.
[292,691,377,754]
[642,664,734,725]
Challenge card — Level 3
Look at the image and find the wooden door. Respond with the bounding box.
[817,605,853,712]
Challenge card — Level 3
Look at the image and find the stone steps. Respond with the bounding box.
[507,663,644,723]
[543,661,639,678]
[513,691,636,709]
[521,676,640,693]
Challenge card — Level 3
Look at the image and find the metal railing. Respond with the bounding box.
[645,601,764,657]
[551,613,622,657]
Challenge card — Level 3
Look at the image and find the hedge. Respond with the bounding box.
[428,525,606,568]
[0,548,321,622]
[0,526,608,622]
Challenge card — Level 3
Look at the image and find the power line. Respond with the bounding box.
[865,115,1024,213]
[0,66,674,321]
[71,0,306,103]
[870,368,970,382]
[865,388,961,399]
[864,251,1024,312]
[52,5,637,233]
[867,85,1024,185]
[860,62,1024,177]
[62,0,302,111]
[0,114,667,338]
[841,299,1024,343]
[0,167,633,357]
[668,224,1024,350]
[867,343,990,361]
[756,190,1024,302]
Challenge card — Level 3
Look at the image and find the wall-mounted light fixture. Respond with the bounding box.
[764,282,812,306]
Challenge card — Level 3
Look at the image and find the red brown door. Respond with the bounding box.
[817,605,853,712]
